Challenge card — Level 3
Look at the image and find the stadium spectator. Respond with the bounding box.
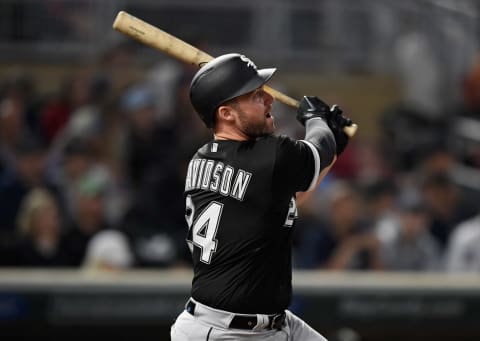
[0,136,47,238]
[0,74,43,143]
[63,169,111,266]
[118,84,188,268]
[45,106,126,228]
[296,181,382,270]
[375,189,441,271]
[45,136,96,226]
[361,178,397,230]
[5,187,70,267]
[40,72,92,143]
[420,172,476,249]
[0,94,29,168]
[83,229,134,271]
[447,57,480,202]
[444,213,480,273]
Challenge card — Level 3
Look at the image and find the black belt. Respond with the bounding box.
[186,300,286,331]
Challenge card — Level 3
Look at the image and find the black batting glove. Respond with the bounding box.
[328,105,351,156]
[296,96,330,126]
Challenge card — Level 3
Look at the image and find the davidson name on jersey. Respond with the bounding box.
[185,158,252,201]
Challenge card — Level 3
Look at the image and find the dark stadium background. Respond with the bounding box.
[1,1,480,340]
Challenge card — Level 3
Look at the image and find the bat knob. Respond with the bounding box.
[343,123,358,137]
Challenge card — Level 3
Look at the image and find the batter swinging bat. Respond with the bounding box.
[112,11,358,137]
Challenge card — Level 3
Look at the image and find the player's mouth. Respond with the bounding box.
[266,112,272,119]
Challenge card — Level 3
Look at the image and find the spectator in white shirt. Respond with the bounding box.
[445,214,480,273]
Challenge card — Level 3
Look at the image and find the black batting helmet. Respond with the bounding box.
[189,53,276,127]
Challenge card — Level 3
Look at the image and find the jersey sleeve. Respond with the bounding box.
[272,135,320,193]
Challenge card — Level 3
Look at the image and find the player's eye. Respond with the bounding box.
[252,90,263,103]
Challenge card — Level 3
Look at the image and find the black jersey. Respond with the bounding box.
[184,135,319,314]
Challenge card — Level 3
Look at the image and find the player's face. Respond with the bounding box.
[232,88,275,138]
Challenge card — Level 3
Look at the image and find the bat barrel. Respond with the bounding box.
[113,11,213,66]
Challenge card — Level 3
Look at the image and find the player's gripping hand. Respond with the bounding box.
[328,104,351,156]
[296,96,352,156]
[296,96,331,126]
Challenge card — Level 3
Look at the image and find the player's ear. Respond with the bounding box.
[217,105,236,123]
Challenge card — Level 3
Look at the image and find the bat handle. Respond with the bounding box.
[263,85,300,108]
[263,85,358,137]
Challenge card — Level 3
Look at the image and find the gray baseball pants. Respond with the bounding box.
[171,298,328,341]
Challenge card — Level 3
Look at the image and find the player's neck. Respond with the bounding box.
[213,127,249,141]
[214,133,247,141]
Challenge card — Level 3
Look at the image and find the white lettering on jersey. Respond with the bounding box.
[231,170,252,201]
[185,194,223,264]
[185,158,252,201]
[196,159,207,188]
[185,160,193,190]
[210,162,224,192]
[191,159,201,188]
[283,197,298,228]
[220,166,234,195]
[201,160,215,190]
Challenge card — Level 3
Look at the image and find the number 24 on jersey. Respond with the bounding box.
[185,195,297,264]
[185,195,223,264]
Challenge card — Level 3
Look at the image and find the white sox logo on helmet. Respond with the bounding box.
[240,55,257,69]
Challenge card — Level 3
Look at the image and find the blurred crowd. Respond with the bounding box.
[0,43,479,273]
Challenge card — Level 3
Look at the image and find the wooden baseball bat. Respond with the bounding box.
[112,11,357,137]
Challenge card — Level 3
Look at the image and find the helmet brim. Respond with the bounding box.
[221,67,277,105]
[258,68,277,84]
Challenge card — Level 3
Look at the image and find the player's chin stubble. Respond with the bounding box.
[239,111,275,139]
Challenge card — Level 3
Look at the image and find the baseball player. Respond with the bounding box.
[171,53,351,340]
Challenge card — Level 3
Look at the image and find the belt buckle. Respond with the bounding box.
[269,313,285,330]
